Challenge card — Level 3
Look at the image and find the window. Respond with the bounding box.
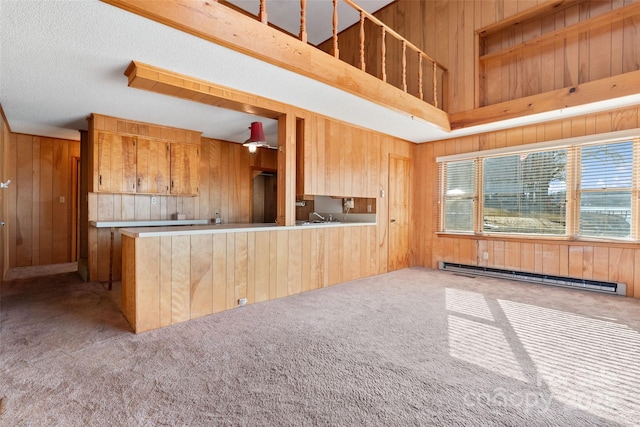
[443,160,475,232]
[483,150,566,235]
[578,141,633,238]
[437,132,639,241]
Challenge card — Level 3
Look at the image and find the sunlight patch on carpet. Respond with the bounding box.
[499,299,640,426]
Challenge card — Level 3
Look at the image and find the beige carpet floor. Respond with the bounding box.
[1,267,640,426]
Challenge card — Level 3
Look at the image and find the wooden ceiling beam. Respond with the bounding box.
[125,61,284,119]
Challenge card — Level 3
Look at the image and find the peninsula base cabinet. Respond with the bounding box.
[121,223,380,333]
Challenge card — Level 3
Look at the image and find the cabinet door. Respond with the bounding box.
[97,132,137,193]
[137,138,170,194]
[170,143,200,195]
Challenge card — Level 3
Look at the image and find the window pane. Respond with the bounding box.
[444,161,475,232]
[579,141,633,239]
[581,142,633,189]
[483,150,566,234]
[579,192,631,238]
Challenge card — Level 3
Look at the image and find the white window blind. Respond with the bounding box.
[443,160,475,232]
[483,150,567,234]
[578,141,633,239]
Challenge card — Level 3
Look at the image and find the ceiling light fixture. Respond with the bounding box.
[243,121,269,153]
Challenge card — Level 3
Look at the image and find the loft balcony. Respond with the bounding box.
[103,0,451,141]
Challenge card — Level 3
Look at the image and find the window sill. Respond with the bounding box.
[436,231,640,247]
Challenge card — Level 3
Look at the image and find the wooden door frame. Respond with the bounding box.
[250,166,277,223]
[71,156,80,262]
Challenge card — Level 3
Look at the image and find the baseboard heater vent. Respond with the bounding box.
[439,262,626,296]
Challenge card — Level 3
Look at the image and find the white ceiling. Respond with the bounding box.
[1,0,639,147]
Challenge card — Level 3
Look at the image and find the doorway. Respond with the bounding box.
[388,155,411,270]
[252,169,278,223]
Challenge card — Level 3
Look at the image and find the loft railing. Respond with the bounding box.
[237,0,448,111]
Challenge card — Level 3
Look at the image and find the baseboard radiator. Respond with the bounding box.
[439,262,626,296]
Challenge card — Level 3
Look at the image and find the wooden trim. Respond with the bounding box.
[124,61,283,120]
[103,0,450,131]
[450,71,640,130]
[479,2,640,63]
[0,103,11,133]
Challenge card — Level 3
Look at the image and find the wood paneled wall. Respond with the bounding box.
[410,106,640,297]
[5,133,80,268]
[321,0,639,113]
[122,225,380,333]
[0,106,9,277]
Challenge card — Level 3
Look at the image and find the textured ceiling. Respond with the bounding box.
[1,1,638,147]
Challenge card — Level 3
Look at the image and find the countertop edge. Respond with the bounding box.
[120,222,376,238]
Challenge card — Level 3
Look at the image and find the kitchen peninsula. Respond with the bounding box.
[121,221,378,333]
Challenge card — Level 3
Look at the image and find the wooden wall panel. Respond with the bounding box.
[7,134,79,269]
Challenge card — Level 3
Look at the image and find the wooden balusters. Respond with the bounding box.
[381,27,386,82]
[359,11,365,71]
[433,62,438,109]
[401,40,407,92]
[332,0,339,58]
[418,54,423,100]
[258,0,267,24]
[299,0,307,43]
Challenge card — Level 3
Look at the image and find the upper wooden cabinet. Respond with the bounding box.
[170,143,199,196]
[297,117,377,198]
[96,132,137,193]
[137,137,170,194]
[88,113,202,196]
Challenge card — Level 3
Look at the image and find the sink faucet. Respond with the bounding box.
[312,212,325,221]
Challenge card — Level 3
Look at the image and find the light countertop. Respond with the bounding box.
[119,221,376,238]
[90,220,210,228]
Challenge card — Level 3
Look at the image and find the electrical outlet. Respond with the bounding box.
[151,196,157,205]
[483,252,489,260]
[238,298,247,306]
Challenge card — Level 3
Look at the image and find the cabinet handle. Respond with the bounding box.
[99,175,102,186]
[171,180,174,188]
[137,178,141,186]
[390,219,396,223]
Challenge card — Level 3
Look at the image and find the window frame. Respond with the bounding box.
[436,129,640,243]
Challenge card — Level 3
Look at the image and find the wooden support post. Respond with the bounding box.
[433,62,438,109]
[418,54,423,100]
[258,0,268,24]
[402,40,407,92]
[299,0,307,43]
[359,11,366,71]
[277,113,296,226]
[381,27,386,82]
[109,226,114,290]
[332,0,339,58]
